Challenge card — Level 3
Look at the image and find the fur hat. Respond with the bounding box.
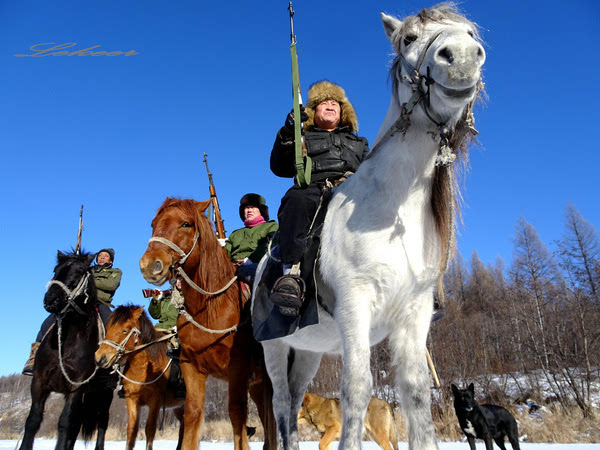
[96,248,115,263]
[304,80,358,132]
[239,193,269,221]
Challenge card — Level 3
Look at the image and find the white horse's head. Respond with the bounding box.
[382,3,485,126]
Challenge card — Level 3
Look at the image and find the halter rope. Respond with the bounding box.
[56,315,102,387]
[369,27,480,165]
[99,327,176,355]
[114,360,172,385]
[47,272,91,317]
[99,327,176,385]
[49,270,103,387]
[148,232,242,335]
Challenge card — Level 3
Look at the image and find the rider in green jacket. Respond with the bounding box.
[93,248,122,309]
[148,283,181,331]
[225,193,278,284]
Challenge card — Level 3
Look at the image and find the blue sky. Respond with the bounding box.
[1,0,598,376]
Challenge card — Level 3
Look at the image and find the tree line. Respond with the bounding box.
[428,203,599,417]
[309,203,599,419]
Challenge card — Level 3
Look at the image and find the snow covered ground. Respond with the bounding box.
[1,441,597,450]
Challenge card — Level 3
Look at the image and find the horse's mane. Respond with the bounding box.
[108,304,167,362]
[386,2,486,268]
[56,249,95,265]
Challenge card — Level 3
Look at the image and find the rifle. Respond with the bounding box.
[74,205,84,255]
[202,153,226,239]
[288,2,311,188]
[141,288,172,299]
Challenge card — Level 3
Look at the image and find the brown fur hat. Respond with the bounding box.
[304,80,358,132]
[239,193,269,222]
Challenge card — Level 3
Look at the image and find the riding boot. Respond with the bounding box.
[22,342,40,377]
[270,275,305,317]
[167,356,186,400]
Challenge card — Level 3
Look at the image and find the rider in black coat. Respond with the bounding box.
[270,81,369,313]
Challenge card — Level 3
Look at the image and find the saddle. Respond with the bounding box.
[252,187,336,342]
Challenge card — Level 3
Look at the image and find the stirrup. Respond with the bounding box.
[270,275,305,317]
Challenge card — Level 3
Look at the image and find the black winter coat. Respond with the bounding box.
[270,126,370,183]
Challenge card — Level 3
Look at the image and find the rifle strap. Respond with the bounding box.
[291,44,311,187]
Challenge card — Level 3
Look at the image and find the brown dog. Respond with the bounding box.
[298,392,399,450]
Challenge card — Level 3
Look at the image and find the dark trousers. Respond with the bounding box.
[277,183,322,265]
[36,303,112,342]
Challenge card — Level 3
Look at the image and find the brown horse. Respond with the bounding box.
[139,197,275,450]
[95,304,184,450]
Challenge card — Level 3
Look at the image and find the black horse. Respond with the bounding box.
[20,251,116,450]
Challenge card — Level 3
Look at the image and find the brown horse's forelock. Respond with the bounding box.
[109,304,167,362]
[386,2,485,270]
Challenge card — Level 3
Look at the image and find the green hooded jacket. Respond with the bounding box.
[225,221,279,263]
[92,264,122,308]
[148,292,179,330]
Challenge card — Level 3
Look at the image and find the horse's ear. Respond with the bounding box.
[468,383,474,393]
[133,306,145,320]
[85,254,96,267]
[381,13,402,40]
[196,200,212,214]
[451,384,459,396]
[57,250,67,263]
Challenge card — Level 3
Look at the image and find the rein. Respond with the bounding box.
[99,328,176,385]
[99,327,176,356]
[49,270,101,387]
[148,232,243,335]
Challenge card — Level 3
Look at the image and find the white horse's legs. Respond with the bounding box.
[287,350,323,449]
[389,295,438,450]
[263,339,322,450]
[337,303,373,450]
[262,339,291,450]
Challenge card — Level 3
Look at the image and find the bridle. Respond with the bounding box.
[46,269,102,387]
[47,271,91,317]
[148,229,243,335]
[99,326,175,358]
[370,27,481,165]
[98,326,175,385]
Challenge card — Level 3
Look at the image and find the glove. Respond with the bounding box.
[284,105,308,132]
[217,238,227,247]
[152,289,163,301]
[237,263,258,285]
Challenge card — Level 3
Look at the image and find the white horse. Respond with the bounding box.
[256,4,485,450]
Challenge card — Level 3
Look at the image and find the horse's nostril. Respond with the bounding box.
[153,260,163,275]
[438,47,454,64]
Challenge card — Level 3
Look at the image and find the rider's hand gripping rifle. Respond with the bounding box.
[288,2,311,188]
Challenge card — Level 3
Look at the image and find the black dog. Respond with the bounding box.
[451,384,520,450]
